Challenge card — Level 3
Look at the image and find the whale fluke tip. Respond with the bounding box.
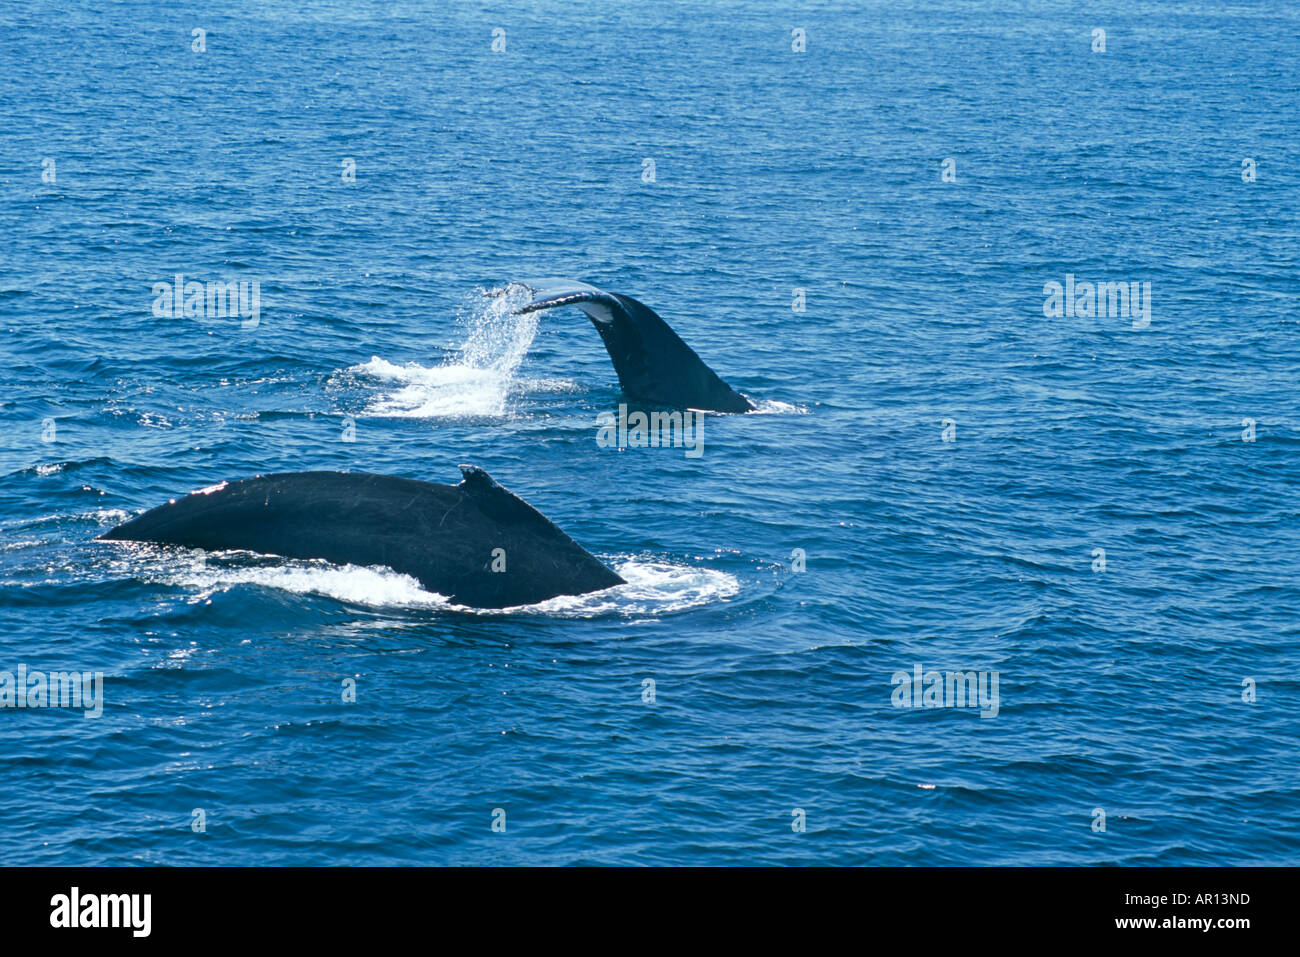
[499,279,754,413]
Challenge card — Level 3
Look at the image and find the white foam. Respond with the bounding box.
[0,539,44,553]
[749,398,808,415]
[351,285,540,418]
[167,559,449,608]
[495,558,740,618]
[351,356,517,418]
[115,547,738,617]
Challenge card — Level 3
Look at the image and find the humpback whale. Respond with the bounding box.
[99,466,624,609]
[501,279,754,413]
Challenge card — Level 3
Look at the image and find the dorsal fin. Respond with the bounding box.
[456,464,549,527]
[457,463,500,493]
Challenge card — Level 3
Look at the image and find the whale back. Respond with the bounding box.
[100,468,624,608]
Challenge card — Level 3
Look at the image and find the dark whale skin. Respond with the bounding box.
[510,279,755,414]
[99,466,625,609]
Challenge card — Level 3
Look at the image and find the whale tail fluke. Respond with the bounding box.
[499,279,753,413]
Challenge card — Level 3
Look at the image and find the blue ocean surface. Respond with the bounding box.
[1,0,1297,865]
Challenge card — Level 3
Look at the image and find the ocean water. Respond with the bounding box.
[1,0,1297,866]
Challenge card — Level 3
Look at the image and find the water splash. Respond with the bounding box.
[513,558,741,617]
[166,556,447,608]
[749,398,808,415]
[352,285,540,418]
[108,545,739,618]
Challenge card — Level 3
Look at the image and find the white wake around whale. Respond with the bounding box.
[119,547,739,618]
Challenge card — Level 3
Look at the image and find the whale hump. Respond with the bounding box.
[100,468,624,609]
[500,279,754,413]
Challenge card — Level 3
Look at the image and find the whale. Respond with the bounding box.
[500,279,755,413]
[99,466,625,609]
